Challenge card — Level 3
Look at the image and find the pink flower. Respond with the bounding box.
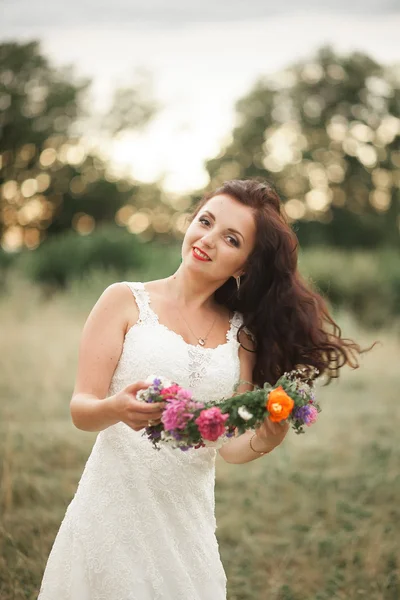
[293,404,318,426]
[195,407,229,441]
[161,399,194,431]
[305,405,318,426]
[160,384,181,399]
[176,388,193,401]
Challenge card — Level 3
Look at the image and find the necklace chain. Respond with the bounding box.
[176,306,218,346]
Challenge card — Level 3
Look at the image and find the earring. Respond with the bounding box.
[236,275,241,291]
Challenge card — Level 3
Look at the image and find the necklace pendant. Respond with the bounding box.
[198,338,205,346]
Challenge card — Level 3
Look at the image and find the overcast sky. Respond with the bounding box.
[2,2,400,193]
[1,0,400,34]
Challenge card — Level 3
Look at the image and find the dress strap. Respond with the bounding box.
[226,312,255,345]
[123,282,158,326]
[226,311,243,344]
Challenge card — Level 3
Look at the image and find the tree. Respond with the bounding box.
[0,41,161,250]
[205,47,400,248]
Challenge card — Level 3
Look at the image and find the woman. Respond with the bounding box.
[38,179,364,600]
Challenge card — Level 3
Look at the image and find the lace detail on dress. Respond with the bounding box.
[123,281,243,391]
[187,345,212,388]
[227,312,243,344]
[226,312,255,346]
[124,281,158,325]
[186,313,241,388]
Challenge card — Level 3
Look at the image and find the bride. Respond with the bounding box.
[38,179,363,599]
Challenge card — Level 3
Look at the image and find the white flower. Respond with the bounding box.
[136,389,150,403]
[238,406,253,421]
[160,431,175,443]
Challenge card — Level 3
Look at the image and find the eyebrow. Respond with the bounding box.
[201,210,245,242]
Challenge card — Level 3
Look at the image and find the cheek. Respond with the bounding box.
[182,224,200,253]
[184,222,199,240]
[229,247,251,273]
[217,247,245,271]
[182,225,194,245]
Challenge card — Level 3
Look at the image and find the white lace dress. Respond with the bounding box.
[38,281,244,600]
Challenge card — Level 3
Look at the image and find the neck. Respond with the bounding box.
[166,265,223,311]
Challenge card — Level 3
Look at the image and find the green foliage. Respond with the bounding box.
[0,41,89,155]
[205,46,400,248]
[22,226,147,288]
[0,41,161,247]
[293,205,393,248]
[0,248,17,271]
[0,248,17,290]
[3,242,400,328]
[299,247,400,327]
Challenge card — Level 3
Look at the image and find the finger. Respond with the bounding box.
[134,416,162,428]
[142,418,162,426]
[127,406,164,420]
[263,417,275,432]
[127,416,154,429]
[130,423,146,431]
[130,402,165,414]
[125,381,151,394]
[136,415,160,424]
[128,412,164,426]
[264,419,280,435]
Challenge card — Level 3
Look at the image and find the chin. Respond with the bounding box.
[186,255,207,270]
[182,254,211,275]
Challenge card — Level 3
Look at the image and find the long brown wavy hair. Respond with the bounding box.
[190,178,372,387]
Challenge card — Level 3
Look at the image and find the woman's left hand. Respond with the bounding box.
[254,417,290,453]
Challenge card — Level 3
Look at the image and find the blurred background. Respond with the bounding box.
[0,1,399,599]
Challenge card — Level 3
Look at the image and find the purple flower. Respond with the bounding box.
[293,404,318,426]
[179,445,191,452]
[146,428,162,441]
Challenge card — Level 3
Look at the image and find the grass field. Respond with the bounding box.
[0,274,399,599]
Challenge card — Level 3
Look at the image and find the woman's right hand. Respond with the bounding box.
[112,381,165,431]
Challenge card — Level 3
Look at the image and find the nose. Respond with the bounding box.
[200,233,215,248]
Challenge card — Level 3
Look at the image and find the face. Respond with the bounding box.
[182,194,256,283]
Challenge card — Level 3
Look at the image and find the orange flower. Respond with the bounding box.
[266,386,294,422]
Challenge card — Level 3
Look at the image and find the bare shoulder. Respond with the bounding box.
[99,281,135,304]
[91,282,140,334]
[72,282,140,399]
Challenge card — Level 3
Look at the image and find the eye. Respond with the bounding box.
[226,235,240,247]
[198,215,240,247]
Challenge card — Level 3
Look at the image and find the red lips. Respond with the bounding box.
[192,246,211,261]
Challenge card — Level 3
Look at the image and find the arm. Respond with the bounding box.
[70,283,164,432]
[218,331,289,464]
[70,282,132,431]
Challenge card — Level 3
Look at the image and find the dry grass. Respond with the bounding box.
[0,276,399,599]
